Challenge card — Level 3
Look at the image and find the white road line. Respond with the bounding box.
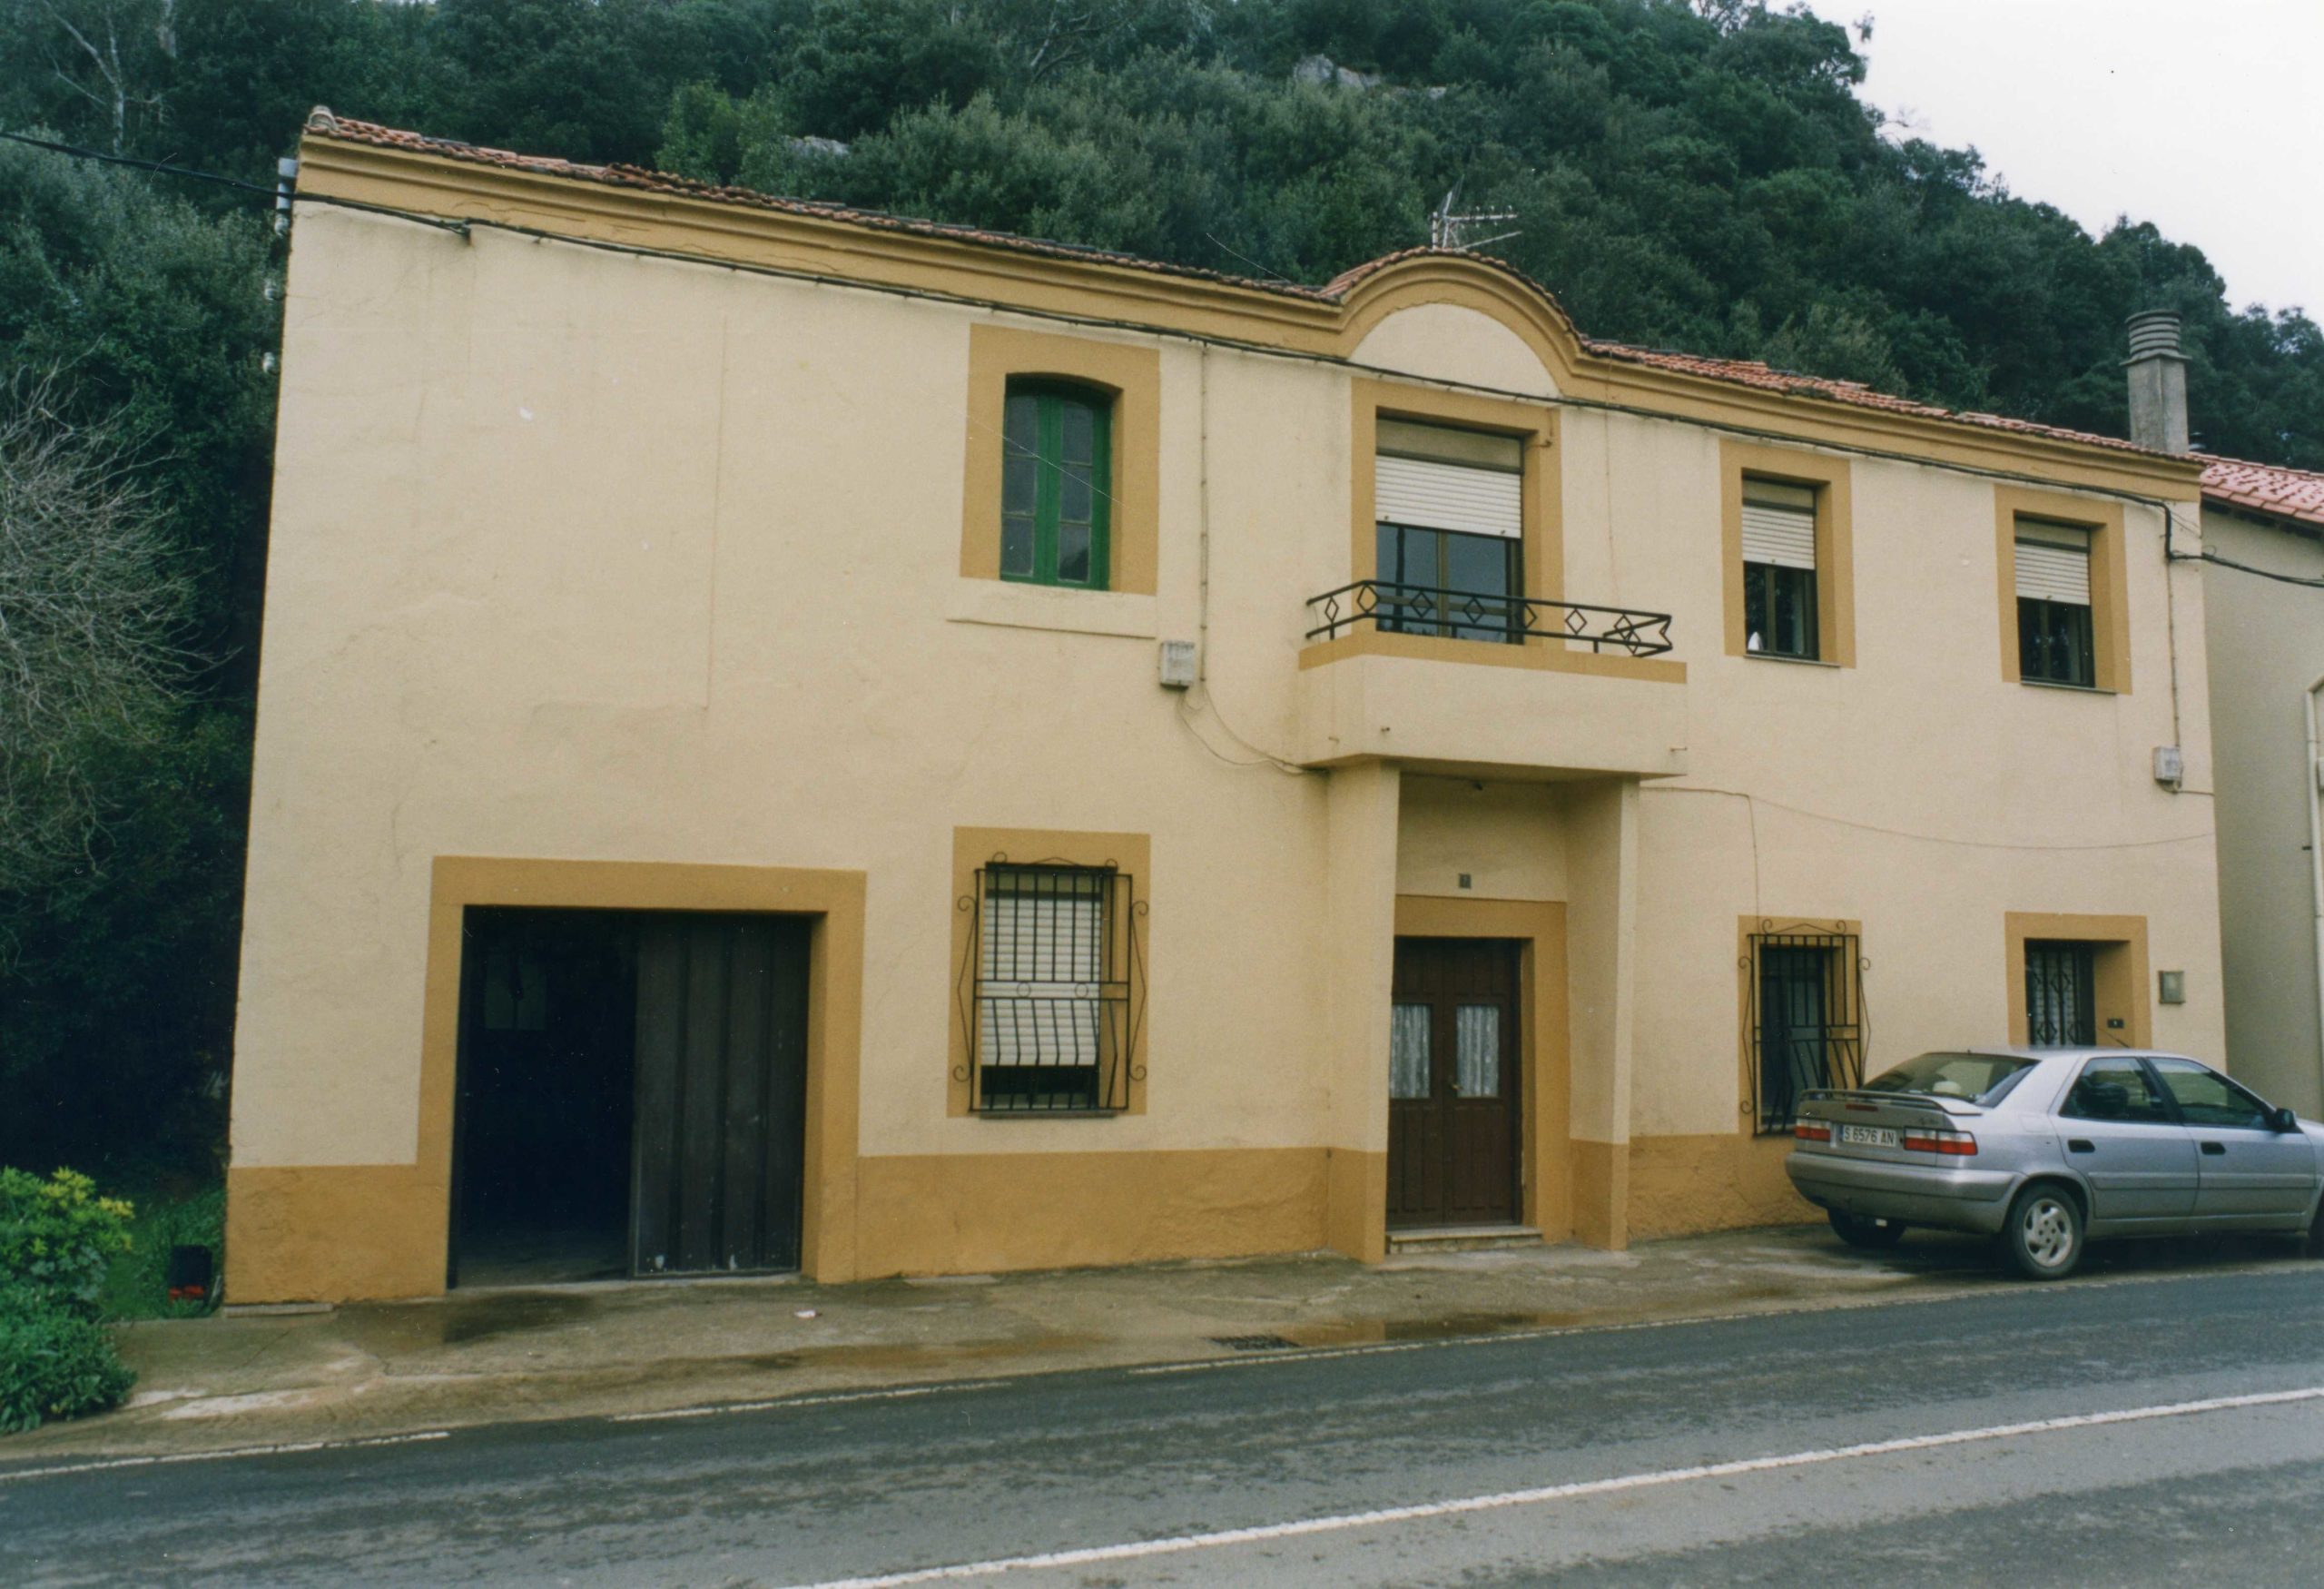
[783,1385,2324,1588]
[610,1380,1009,1424]
[0,1430,450,1485]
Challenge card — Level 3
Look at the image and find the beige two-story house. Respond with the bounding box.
[222,112,2222,1302]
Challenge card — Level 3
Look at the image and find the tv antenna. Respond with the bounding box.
[1429,184,1519,252]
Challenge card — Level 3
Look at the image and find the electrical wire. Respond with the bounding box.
[1644,784,2213,853]
[0,126,472,235]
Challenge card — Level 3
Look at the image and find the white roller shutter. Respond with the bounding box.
[1374,420,1523,540]
[980,874,1104,1068]
[1740,480,1817,571]
[2014,519,2092,606]
[1375,456,1522,539]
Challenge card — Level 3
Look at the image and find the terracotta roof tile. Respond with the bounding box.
[303,111,2181,466]
[2200,456,2324,528]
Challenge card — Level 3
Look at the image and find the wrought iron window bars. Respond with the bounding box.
[1745,922,1868,1133]
[955,861,1146,1114]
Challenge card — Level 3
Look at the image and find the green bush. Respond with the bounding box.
[0,1170,140,1432]
[1,1168,136,1318]
[102,1183,224,1321]
[0,1288,136,1433]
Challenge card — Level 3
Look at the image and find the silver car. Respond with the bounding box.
[1785,1047,2324,1278]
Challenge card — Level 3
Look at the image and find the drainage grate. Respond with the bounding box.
[1208,1333,1300,1352]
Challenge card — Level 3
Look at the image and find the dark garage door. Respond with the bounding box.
[632,915,812,1275]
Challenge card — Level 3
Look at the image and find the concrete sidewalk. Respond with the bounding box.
[7,1222,2293,1466]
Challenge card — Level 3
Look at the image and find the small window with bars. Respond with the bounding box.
[1745,923,1867,1132]
[2024,940,2097,1046]
[1740,479,1819,660]
[960,863,1141,1113]
[2014,517,2095,687]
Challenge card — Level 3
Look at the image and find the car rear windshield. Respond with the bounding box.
[1860,1052,2038,1105]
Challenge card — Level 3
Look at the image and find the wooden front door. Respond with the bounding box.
[631,914,812,1275]
[1387,938,1521,1229]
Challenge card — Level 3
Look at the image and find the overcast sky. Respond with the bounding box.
[1816,0,2324,318]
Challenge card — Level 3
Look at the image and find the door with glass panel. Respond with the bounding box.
[1388,938,1521,1228]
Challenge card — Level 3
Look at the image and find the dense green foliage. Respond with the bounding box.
[0,1169,139,1431]
[0,0,2319,1178]
[100,1182,224,1321]
[1,1167,137,1317]
[0,1293,137,1433]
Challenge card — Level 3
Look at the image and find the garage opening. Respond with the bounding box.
[450,907,810,1288]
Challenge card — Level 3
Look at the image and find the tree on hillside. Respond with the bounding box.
[0,372,194,897]
[0,135,269,1176]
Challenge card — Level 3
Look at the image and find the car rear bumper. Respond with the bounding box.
[1785,1150,2020,1235]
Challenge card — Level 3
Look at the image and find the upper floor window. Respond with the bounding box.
[2014,517,2095,686]
[1372,418,1524,643]
[1740,479,1820,660]
[1001,380,1110,589]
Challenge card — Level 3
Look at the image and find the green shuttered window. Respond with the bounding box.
[1001,381,1111,589]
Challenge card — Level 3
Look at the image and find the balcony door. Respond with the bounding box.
[1388,938,1521,1229]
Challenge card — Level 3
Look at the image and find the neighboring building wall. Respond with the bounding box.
[2203,507,2324,1115]
[225,143,2222,1300]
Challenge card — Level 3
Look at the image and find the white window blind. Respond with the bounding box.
[1740,479,1817,571]
[1375,419,1522,540]
[2015,519,2092,606]
[979,871,1106,1068]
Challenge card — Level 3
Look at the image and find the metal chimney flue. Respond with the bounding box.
[2124,310,2189,452]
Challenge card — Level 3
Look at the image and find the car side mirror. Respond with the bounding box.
[2270,1106,2299,1133]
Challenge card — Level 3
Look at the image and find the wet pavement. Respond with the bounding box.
[10,1256,2324,1586]
[5,1221,2314,1465]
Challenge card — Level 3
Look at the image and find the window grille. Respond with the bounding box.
[2024,941,2096,1046]
[1744,923,1868,1133]
[957,862,1143,1113]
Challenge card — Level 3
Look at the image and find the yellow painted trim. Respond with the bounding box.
[1393,895,1571,1241]
[1735,916,1864,1134]
[949,826,1152,1118]
[294,133,2205,501]
[2004,911,2152,1048]
[224,855,869,1302]
[1324,1149,1389,1264]
[961,324,1160,595]
[1296,627,1686,684]
[224,1164,446,1303]
[1569,1140,1630,1250]
[852,1147,1329,1276]
[1719,441,1855,667]
[1993,487,2132,694]
[1628,1132,1814,1239]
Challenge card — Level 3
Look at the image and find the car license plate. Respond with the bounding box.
[1839,1124,1898,1148]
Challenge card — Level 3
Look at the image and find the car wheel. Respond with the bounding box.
[2304,1200,2324,1259]
[2001,1184,2084,1280]
[1828,1210,1905,1249]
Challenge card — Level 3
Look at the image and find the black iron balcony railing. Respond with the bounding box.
[1305,580,1676,657]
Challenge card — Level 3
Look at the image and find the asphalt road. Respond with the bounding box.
[9,1259,2324,1586]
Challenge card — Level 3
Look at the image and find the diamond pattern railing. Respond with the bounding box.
[1304,580,1675,657]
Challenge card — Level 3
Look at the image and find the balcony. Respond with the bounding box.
[1295,581,1689,779]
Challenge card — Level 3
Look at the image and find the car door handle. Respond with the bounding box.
[2200,1141,2227,1156]
[2066,1140,2095,1154]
